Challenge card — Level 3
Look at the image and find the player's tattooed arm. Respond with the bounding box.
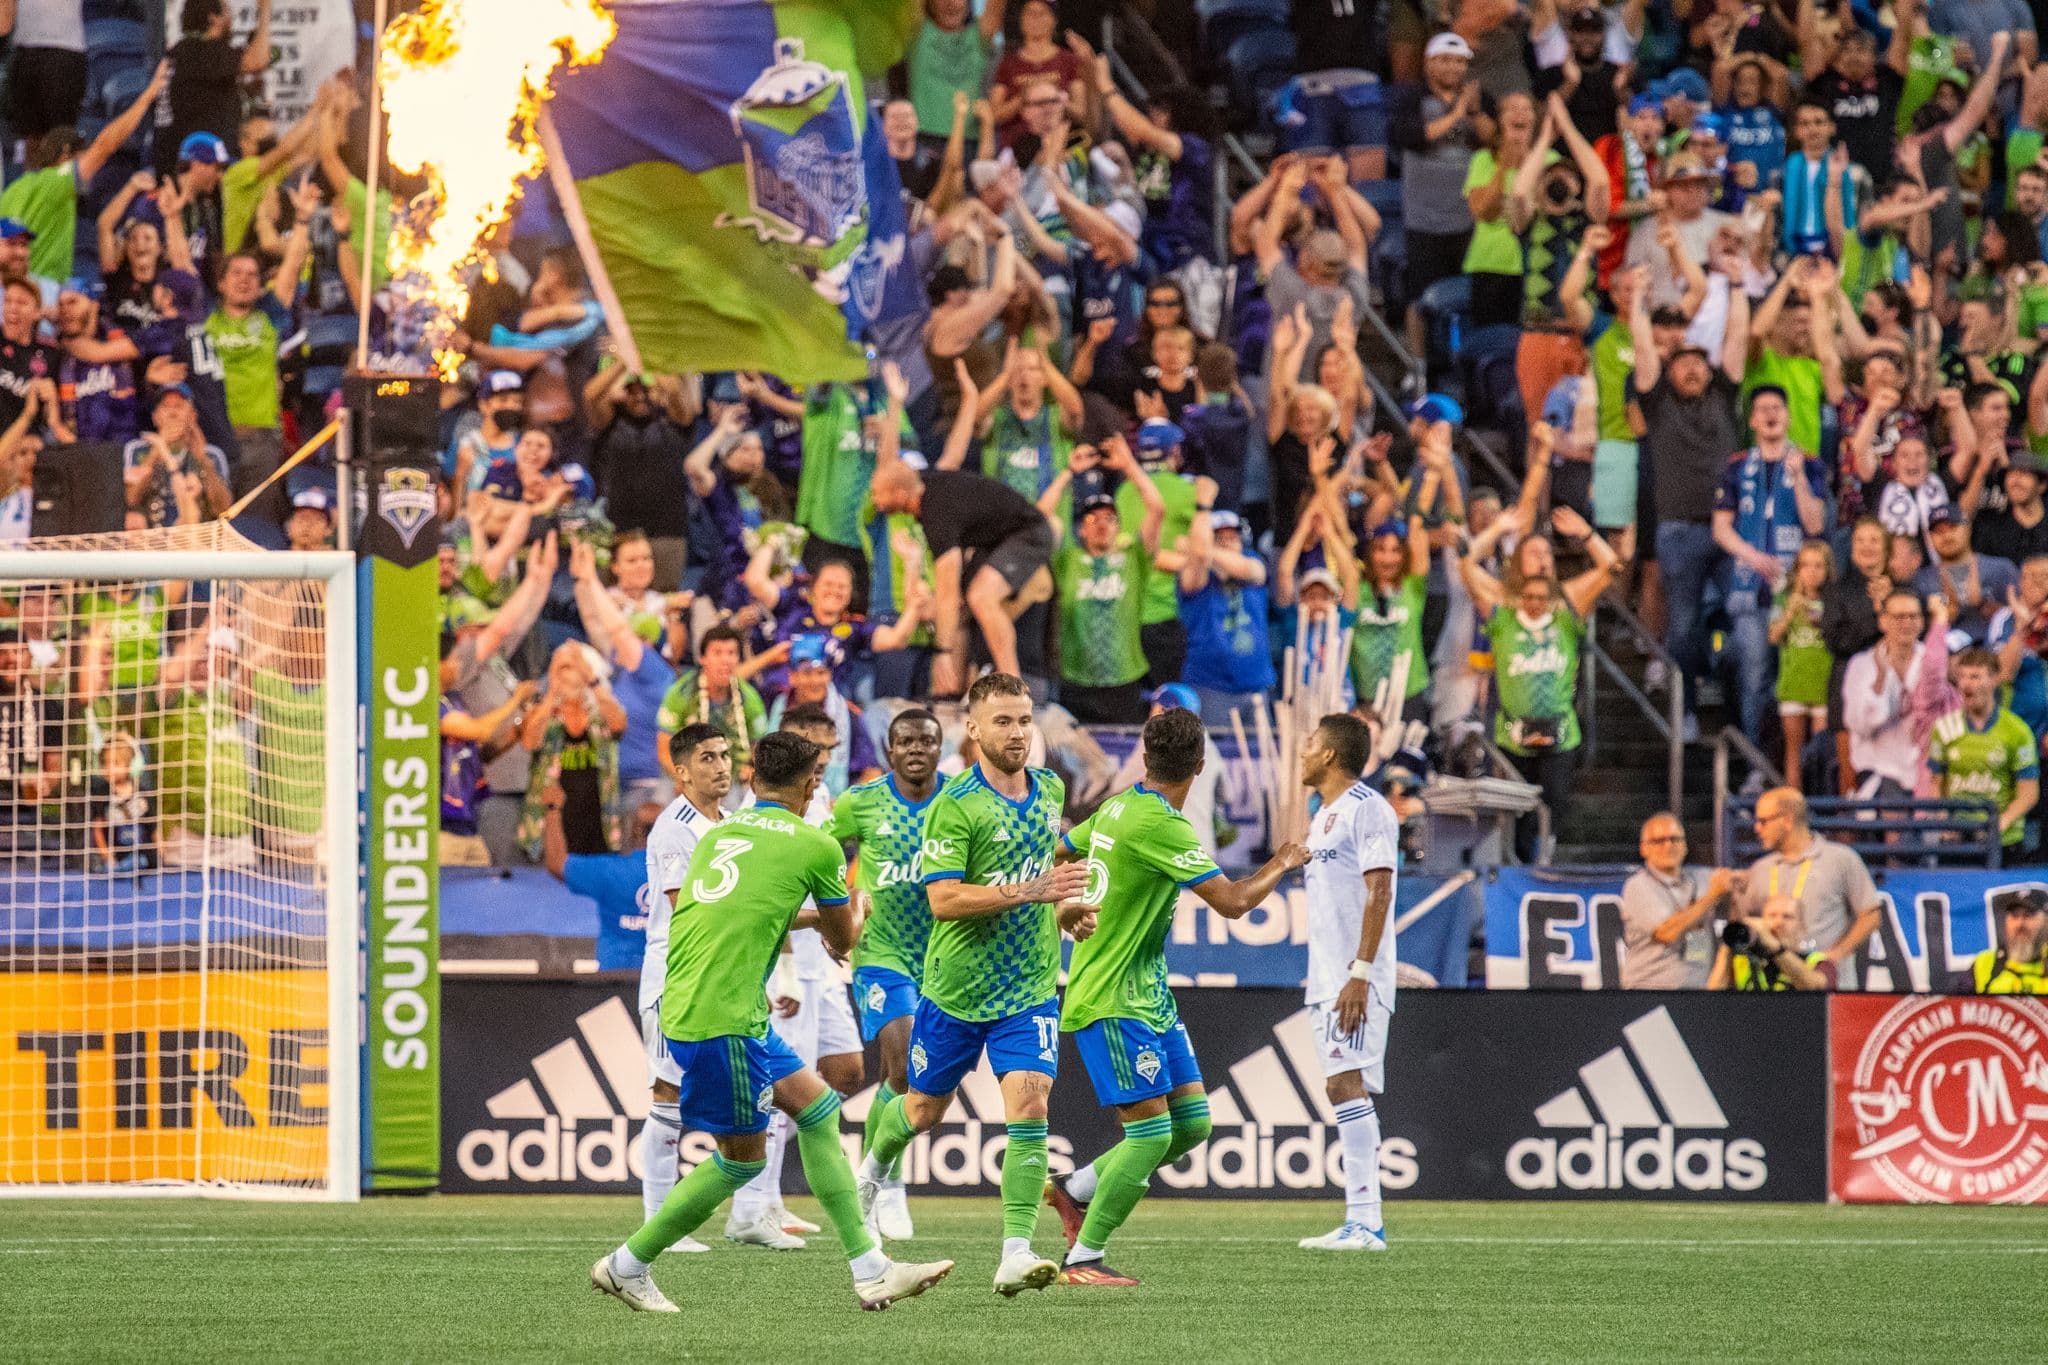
[1335,868,1394,1034]
[927,860,1089,920]
[1191,842,1311,920]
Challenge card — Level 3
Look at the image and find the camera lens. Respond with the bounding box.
[1721,921,1754,950]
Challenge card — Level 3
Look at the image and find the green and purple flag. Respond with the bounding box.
[548,0,920,383]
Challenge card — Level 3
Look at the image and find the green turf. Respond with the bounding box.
[4,1195,2040,1361]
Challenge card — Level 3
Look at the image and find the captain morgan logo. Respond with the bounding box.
[1840,995,2048,1203]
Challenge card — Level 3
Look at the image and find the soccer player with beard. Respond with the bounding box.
[635,724,733,1251]
[829,707,946,1241]
[1042,707,1310,1284]
[1294,713,1400,1252]
[592,731,953,1314]
[856,673,1094,1296]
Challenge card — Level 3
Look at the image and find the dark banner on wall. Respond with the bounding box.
[442,982,1828,1201]
[1485,866,2042,992]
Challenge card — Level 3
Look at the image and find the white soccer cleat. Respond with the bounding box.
[590,1254,680,1313]
[855,1257,955,1311]
[992,1248,1059,1297]
[773,1203,822,1235]
[1297,1221,1387,1252]
[725,1211,805,1250]
[875,1186,915,1242]
[674,1236,711,1254]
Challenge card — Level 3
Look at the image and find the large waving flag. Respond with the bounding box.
[547,0,920,382]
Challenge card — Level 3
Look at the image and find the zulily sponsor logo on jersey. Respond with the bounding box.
[1152,1009,1418,1194]
[456,997,696,1186]
[1506,1006,1767,1193]
[1504,642,1570,678]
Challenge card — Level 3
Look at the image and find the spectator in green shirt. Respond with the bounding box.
[0,60,165,282]
[908,0,1006,139]
[1038,437,1166,724]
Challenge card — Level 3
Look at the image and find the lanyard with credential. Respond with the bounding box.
[1768,855,1814,901]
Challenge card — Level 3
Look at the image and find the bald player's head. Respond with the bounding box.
[870,461,923,515]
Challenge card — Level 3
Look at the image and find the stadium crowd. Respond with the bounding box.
[8,0,2048,904]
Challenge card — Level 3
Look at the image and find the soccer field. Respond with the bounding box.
[4,1197,2040,1361]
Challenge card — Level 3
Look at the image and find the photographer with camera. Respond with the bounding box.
[1708,894,1830,991]
[1743,786,1884,988]
[1963,889,2048,994]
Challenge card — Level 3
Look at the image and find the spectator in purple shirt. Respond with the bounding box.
[53,278,140,444]
[740,553,930,699]
[684,405,768,609]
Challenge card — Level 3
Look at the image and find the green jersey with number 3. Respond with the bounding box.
[661,802,850,1042]
[919,764,1066,1021]
[827,775,938,982]
[1060,784,1222,1032]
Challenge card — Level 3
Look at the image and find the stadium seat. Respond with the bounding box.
[1417,274,1471,376]
[1224,28,1298,128]
[1200,0,1290,70]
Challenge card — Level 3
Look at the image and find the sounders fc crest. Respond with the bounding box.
[376,467,435,550]
[728,37,864,252]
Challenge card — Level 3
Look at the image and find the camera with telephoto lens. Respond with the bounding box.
[1721,921,1755,951]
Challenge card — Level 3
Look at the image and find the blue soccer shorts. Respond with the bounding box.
[852,966,920,1041]
[905,995,1060,1096]
[1074,1015,1202,1106]
[668,1029,806,1135]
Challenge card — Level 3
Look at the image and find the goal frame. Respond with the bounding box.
[0,549,361,1202]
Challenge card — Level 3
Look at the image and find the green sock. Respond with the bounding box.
[862,1081,902,1178]
[867,1092,918,1170]
[1075,1115,1173,1254]
[1001,1120,1050,1242]
[794,1092,878,1261]
[1164,1094,1213,1166]
[625,1150,763,1263]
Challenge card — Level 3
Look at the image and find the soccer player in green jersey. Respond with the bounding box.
[828,707,945,1242]
[857,673,1095,1296]
[1043,707,1310,1285]
[1930,647,2040,849]
[592,732,953,1315]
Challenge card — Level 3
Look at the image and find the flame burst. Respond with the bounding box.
[379,0,615,329]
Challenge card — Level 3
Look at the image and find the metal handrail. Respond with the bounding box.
[1593,597,1687,816]
[1479,734,1552,865]
[1711,726,1786,864]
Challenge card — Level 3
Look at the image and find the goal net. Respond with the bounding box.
[0,523,359,1199]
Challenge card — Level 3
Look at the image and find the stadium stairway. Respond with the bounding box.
[1551,623,1729,863]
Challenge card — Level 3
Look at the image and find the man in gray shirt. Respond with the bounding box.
[1619,812,1733,988]
[1742,787,1884,988]
[1389,32,1480,355]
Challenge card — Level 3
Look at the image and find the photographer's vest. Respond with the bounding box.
[1971,950,2048,994]
[1731,948,1827,992]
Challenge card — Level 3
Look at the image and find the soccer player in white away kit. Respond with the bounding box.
[639,723,735,1250]
[727,706,868,1248]
[1298,713,1398,1251]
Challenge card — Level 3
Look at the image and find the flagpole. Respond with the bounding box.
[357,0,389,371]
[535,106,646,375]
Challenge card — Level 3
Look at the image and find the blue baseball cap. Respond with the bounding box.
[1146,682,1201,714]
[483,369,524,396]
[177,132,231,166]
[1689,109,1728,142]
[1628,90,1663,117]
[1662,68,1711,105]
[789,633,832,670]
[1134,418,1186,455]
[291,486,334,513]
[1404,393,1464,426]
[153,382,196,408]
[58,276,102,300]
[0,217,34,241]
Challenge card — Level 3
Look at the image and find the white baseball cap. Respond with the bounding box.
[1425,32,1474,60]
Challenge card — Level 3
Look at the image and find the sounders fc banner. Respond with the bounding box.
[1485,866,2042,991]
[440,982,1826,1201]
[354,376,443,1191]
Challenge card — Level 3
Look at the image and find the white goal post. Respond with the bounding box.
[0,537,359,1201]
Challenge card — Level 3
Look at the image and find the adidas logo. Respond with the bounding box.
[993,827,1011,842]
[456,997,677,1186]
[1151,1008,1418,1194]
[877,821,893,836]
[1506,1005,1767,1193]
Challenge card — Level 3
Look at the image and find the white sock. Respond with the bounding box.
[639,1103,682,1222]
[732,1112,790,1223]
[612,1244,652,1278]
[850,1247,889,1281]
[1002,1235,1034,1261]
[1333,1097,1382,1228]
[1064,1240,1103,1266]
[1065,1159,1099,1204]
